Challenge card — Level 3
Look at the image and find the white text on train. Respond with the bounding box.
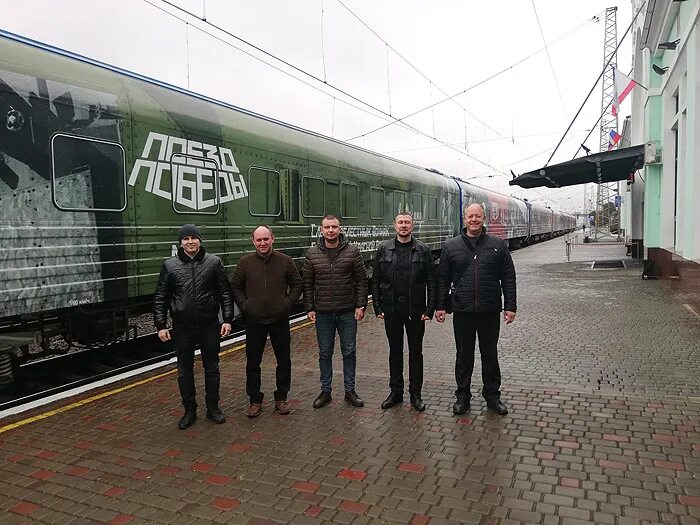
[127,132,248,210]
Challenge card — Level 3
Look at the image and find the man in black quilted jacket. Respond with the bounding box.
[153,224,234,429]
[303,215,368,409]
[435,204,516,416]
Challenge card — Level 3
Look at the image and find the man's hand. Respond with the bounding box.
[220,323,231,336]
[355,307,365,321]
[307,311,316,322]
[420,314,430,321]
[503,311,516,324]
[158,329,171,342]
[377,313,385,320]
[435,310,446,323]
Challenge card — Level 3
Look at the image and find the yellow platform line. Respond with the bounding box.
[0,320,314,435]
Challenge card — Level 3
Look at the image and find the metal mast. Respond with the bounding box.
[595,6,619,240]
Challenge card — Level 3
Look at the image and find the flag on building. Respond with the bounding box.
[611,67,638,117]
[607,129,622,150]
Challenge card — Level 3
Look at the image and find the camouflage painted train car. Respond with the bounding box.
[0,30,573,346]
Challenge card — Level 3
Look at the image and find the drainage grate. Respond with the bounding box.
[592,260,625,269]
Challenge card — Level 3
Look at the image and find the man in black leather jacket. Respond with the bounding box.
[436,204,516,416]
[372,212,436,412]
[153,224,234,429]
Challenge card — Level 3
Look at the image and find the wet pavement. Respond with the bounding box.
[0,235,698,525]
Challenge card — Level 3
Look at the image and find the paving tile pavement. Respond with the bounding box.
[0,236,698,524]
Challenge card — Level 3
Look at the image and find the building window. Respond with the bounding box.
[51,133,127,212]
[248,167,281,216]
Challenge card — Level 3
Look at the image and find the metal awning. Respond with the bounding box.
[509,145,645,189]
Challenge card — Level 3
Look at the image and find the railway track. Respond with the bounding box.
[0,311,310,414]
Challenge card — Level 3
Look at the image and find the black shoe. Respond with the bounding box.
[312,391,332,409]
[381,392,403,409]
[178,409,197,429]
[487,399,508,415]
[452,399,470,415]
[206,405,226,424]
[410,396,426,412]
[344,390,364,407]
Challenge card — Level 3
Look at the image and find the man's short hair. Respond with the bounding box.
[321,214,340,224]
[252,225,273,237]
[395,211,414,220]
[463,203,486,216]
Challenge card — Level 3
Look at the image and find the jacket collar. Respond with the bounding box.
[461,228,486,247]
[389,237,415,250]
[317,232,348,251]
[177,246,206,262]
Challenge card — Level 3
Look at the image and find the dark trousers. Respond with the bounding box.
[245,318,291,404]
[172,325,221,410]
[453,312,501,402]
[384,312,425,397]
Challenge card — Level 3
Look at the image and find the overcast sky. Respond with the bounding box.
[2,0,635,212]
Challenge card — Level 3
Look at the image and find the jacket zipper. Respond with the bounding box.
[473,253,478,313]
[191,260,198,325]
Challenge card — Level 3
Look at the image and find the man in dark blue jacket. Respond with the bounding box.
[153,224,234,429]
[372,212,436,412]
[436,204,516,416]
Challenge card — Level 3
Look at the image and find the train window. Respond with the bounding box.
[393,191,406,214]
[51,133,127,212]
[369,187,384,219]
[326,181,340,215]
[413,193,423,219]
[170,154,220,215]
[341,182,358,218]
[428,196,438,220]
[302,176,324,217]
[248,166,281,216]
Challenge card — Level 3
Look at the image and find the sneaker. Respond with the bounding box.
[344,390,364,407]
[275,400,292,415]
[312,391,332,409]
[246,403,262,418]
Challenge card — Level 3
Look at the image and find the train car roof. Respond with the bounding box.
[0,29,448,188]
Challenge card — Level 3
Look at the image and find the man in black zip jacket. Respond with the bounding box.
[435,204,516,416]
[372,212,436,412]
[153,224,234,429]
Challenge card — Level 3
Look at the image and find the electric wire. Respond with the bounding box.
[545,1,647,165]
[531,0,568,119]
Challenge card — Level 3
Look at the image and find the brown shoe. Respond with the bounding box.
[275,400,291,415]
[246,403,262,418]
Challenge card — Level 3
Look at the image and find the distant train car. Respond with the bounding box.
[0,30,573,349]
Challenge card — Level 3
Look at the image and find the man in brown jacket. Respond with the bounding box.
[303,215,369,409]
[231,225,303,417]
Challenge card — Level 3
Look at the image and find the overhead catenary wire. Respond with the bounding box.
[145,0,509,176]
[531,0,568,120]
[344,11,602,143]
[544,1,647,166]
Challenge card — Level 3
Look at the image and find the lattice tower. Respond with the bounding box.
[595,6,619,240]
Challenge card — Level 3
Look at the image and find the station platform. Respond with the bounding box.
[1,236,699,525]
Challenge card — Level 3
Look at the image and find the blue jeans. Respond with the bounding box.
[315,311,357,393]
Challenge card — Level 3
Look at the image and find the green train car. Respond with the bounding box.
[0,30,573,348]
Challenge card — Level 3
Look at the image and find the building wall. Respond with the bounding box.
[634,0,700,275]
